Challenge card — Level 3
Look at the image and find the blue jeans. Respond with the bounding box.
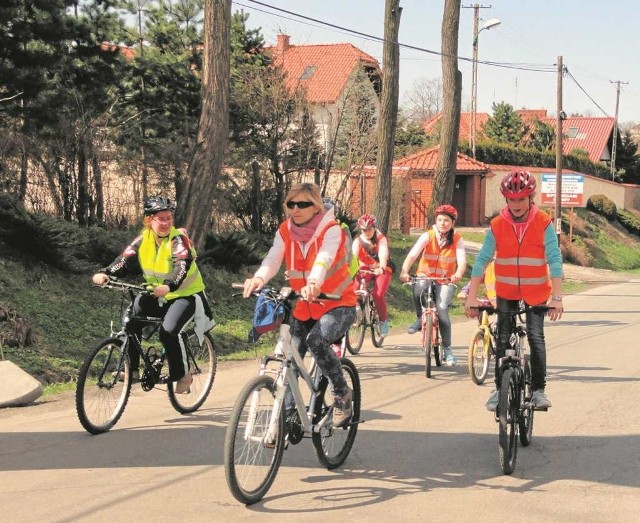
[413,281,455,347]
[495,297,547,390]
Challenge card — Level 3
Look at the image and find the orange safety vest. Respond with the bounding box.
[279,220,356,320]
[491,211,552,304]
[416,230,461,278]
[357,236,393,274]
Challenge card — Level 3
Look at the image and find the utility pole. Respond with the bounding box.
[610,80,628,180]
[463,3,494,158]
[555,56,564,245]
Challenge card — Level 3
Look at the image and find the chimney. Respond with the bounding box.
[276,34,290,54]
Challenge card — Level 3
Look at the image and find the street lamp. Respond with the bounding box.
[471,16,501,159]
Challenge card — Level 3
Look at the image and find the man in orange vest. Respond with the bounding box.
[464,170,564,411]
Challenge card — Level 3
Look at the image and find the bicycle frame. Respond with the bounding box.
[420,280,440,345]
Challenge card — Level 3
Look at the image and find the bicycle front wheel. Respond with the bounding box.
[168,331,217,413]
[224,375,285,505]
[519,355,534,446]
[498,368,519,474]
[75,337,132,435]
[346,298,366,355]
[468,328,491,385]
[370,303,384,348]
[423,314,433,378]
[312,357,361,469]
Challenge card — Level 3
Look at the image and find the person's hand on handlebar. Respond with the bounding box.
[300,281,321,302]
[547,297,564,321]
[450,273,463,284]
[372,267,384,276]
[153,284,170,298]
[464,296,481,318]
[399,271,411,283]
[92,273,109,286]
[243,276,264,298]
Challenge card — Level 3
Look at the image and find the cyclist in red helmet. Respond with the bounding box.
[400,204,467,366]
[353,213,393,337]
[464,169,564,411]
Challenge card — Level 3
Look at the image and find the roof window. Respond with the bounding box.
[566,127,579,138]
[300,65,316,80]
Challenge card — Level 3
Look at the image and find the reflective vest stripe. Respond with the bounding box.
[416,230,460,277]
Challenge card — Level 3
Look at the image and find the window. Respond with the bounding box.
[300,65,316,80]
[566,127,579,138]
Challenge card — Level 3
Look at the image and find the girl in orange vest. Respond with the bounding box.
[243,183,356,428]
[464,170,564,411]
[353,213,392,337]
[399,204,467,366]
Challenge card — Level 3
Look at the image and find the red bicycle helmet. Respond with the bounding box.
[500,170,537,198]
[358,213,377,229]
[434,204,458,221]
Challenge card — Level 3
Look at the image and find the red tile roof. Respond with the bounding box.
[423,110,549,143]
[541,116,614,164]
[268,35,381,104]
[394,145,490,172]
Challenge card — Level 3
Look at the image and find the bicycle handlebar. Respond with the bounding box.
[231,283,341,302]
[470,304,555,316]
[403,275,452,285]
[95,276,150,293]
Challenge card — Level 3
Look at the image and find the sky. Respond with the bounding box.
[232,0,640,127]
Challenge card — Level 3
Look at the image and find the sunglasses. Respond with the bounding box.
[286,200,314,210]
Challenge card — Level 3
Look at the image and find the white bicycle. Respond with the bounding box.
[223,285,362,505]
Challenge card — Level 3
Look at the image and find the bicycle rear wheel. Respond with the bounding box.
[370,302,384,348]
[168,331,217,413]
[312,358,361,469]
[76,337,132,435]
[498,368,519,474]
[519,355,534,446]
[346,298,366,355]
[468,328,491,385]
[423,314,433,378]
[224,375,285,505]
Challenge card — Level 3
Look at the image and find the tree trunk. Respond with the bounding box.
[250,159,262,232]
[175,0,231,250]
[77,140,88,226]
[430,0,462,221]
[373,0,402,235]
[92,153,104,225]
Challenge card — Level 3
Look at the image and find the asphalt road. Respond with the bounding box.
[1,280,640,522]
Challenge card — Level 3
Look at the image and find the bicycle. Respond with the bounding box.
[75,278,217,434]
[467,299,497,385]
[346,269,384,354]
[224,285,361,505]
[405,276,453,378]
[474,304,550,474]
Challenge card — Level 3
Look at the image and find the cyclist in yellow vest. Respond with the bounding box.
[243,183,356,427]
[92,196,214,394]
[399,204,467,366]
[464,170,564,411]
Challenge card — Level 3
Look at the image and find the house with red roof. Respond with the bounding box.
[269,34,382,151]
[347,145,490,230]
[423,110,616,166]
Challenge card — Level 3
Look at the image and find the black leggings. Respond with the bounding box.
[129,294,200,381]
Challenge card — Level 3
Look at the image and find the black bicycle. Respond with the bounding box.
[346,270,384,354]
[76,278,217,434]
[476,304,550,474]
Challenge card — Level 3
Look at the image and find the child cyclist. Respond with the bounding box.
[352,213,392,337]
[464,170,564,411]
[399,204,466,366]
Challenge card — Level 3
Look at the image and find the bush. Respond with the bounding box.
[586,194,617,220]
[617,209,640,237]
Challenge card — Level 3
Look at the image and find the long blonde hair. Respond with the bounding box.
[283,183,324,216]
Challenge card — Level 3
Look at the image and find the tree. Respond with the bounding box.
[403,77,443,125]
[483,101,525,146]
[429,0,461,220]
[175,0,231,250]
[526,119,556,152]
[616,129,640,183]
[373,0,401,235]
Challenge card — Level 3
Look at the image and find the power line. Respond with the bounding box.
[564,69,610,117]
[238,0,556,74]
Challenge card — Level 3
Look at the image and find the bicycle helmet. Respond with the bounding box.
[500,170,537,198]
[434,204,458,221]
[144,195,176,216]
[358,213,377,229]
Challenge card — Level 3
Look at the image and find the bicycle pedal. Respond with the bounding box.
[533,406,548,412]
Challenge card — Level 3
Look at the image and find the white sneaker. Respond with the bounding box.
[485,389,499,412]
[443,347,457,366]
[532,389,551,409]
